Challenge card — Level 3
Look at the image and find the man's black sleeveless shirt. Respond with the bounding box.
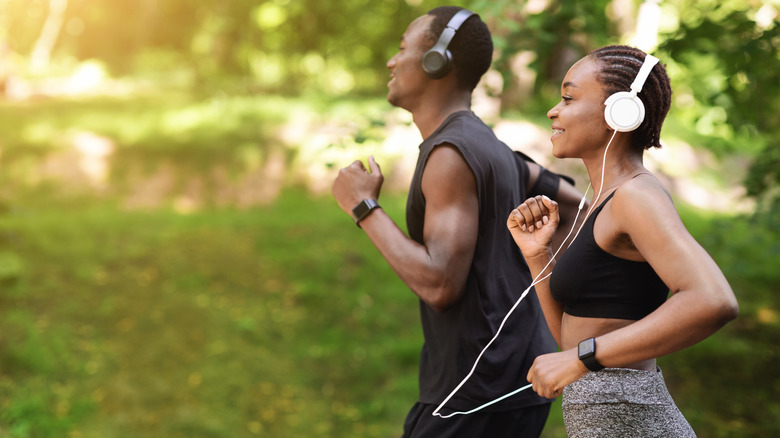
[406,111,556,412]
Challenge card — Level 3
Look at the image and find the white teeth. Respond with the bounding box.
[553,129,564,134]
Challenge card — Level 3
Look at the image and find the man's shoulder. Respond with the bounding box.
[430,112,504,149]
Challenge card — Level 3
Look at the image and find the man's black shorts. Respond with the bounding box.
[401,401,551,438]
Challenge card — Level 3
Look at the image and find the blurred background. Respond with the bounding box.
[0,0,777,436]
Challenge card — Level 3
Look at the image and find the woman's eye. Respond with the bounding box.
[562,96,572,102]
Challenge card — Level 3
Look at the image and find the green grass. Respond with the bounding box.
[0,92,777,437]
[1,189,777,437]
[0,190,421,437]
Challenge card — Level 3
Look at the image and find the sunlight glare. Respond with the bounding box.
[632,0,662,52]
[254,3,287,30]
[66,60,107,95]
[73,131,115,187]
[755,4,778,30]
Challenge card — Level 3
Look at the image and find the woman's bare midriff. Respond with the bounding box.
[561,313,657,371]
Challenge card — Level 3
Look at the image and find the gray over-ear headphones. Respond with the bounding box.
[603,54,659,132]
[422,9,475,79]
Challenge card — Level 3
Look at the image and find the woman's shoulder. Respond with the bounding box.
[614,173,672,206]
[610,173,680,231]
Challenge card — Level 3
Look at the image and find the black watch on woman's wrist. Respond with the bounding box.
[578,337,605,372]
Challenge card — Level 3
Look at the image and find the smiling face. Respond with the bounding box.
[547,57,613,159]
[385,15,434,111]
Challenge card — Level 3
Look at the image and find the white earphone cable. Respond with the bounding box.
[432,130,617,418]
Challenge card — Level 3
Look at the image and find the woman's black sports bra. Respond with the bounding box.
[549,191,669,320]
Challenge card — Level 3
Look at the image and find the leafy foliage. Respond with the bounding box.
[2,0,447,94]
[660,3,780,203]
[471,0,613,100]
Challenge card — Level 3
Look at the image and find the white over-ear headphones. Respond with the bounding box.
[603,54,659,132]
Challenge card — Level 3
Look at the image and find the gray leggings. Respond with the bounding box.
[562,367,696,437]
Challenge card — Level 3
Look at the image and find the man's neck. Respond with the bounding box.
[412,98,472,140]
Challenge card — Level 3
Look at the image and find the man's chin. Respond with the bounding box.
[387,94,399,108]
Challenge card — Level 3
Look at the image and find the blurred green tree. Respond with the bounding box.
[469,0,779,207]
[659,1,780,209]
[0,0,777,203]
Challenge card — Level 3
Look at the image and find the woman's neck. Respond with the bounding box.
[584,147,645,203]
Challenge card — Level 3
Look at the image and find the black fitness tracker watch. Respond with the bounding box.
[578,337,605,372]
[352,199,380,227]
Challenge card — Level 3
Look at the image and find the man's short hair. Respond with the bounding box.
[426,6,493,91]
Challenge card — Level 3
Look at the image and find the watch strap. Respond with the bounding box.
[580,353,605,372]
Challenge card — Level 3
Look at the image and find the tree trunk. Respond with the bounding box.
[30,0,68,71]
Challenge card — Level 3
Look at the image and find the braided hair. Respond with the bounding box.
[425,6,493,92]
[589,45,672,150]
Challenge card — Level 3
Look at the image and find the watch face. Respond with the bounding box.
[352,199,379,224]
[353,201,369,217]
[578,338,594,357]
[353,199,377,217]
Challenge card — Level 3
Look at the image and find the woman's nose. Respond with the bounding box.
[547,103,560,119]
